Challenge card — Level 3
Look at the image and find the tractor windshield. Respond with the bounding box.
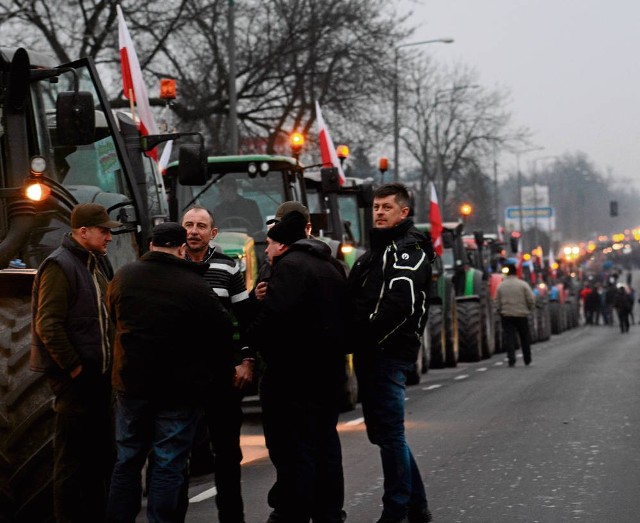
[176,170,303,243]
[15,59,143,269]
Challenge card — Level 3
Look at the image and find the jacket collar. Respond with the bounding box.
[142,250,209,276]
[369,218,414,250]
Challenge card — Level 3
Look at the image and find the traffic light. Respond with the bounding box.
[509,231,520,253]
[610,201,618,217]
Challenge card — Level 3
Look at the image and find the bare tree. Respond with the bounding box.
[0,0,410,157]
[401,59,528,220]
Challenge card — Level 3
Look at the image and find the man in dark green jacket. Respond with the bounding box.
[31,203,121,523]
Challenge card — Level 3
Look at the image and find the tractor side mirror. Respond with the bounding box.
[56,91,95,145]
[178,143,208,186]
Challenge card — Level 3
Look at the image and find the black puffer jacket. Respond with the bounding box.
[246,239,349,402]
[348,219,434,362]
[108,251,234,406]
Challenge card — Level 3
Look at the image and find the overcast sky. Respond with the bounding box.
[400,0,640,184]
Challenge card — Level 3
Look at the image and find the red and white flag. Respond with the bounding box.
[315,101,346,185]
[117,5,159,156]
[429,182,443,257]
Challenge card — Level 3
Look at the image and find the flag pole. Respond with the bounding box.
[128,89,136,122]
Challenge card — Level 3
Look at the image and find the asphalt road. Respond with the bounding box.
[139,318,640,523]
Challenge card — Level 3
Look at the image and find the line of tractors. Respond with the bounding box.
[0,47,580,522]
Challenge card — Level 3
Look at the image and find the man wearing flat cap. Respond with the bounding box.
[247,210,349,523]
[31,202,121,522]
[106,222,234,522]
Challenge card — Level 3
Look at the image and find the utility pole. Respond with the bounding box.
[227,0,238,154]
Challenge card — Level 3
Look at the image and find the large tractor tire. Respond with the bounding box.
[428,304,446,369]
[457,300,482,362]
[480,290,496,360]
[444,285,459,368]
[537,299,551,341]
[493,303,504,353]
[549,301,564,334]
[0,295,55,523]
[406,344,423,386]
[407,321,431,385]
[340,355,359,412]
[529,310,539,344]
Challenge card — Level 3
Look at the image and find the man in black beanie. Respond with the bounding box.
[247,210,348,522]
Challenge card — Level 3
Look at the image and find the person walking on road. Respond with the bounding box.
[614,285,633,333]
[247,210,349,523]
[348,183,435,523]
[495,263,536,366]
[180,205,254,523]
[106,222,234,523]
[31,202,120,523]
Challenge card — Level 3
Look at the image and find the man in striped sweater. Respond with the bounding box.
[180,205,255,523]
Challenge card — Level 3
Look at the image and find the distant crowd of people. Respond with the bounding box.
[31,183,437,523]
[581,280,635,333]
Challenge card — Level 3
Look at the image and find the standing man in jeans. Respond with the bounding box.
[106,222,233,522]
[495,263,535,366]
[31,203,120,523]
[348,183,435,523]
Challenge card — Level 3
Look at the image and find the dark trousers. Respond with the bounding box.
[177,387,245,523]
[502,316,532,365]
[208,390,244,523]
[617,310,630,332]
[106,394,200,523]
[354,353,428,521]
[261,378,345,523]
[50,374,113,523]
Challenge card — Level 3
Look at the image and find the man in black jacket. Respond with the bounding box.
[247,211,348,523]
[106,222,233,523]
[348,183,435,523]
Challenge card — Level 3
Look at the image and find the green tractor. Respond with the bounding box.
[417,222,495,368]
[164,157,364,410]
[0,48,200,522]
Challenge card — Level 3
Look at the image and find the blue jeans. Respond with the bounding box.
[106,394,201,523]
[355,354,428,521]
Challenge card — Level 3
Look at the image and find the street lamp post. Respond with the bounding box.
[531,155,558,252]
[393,38,454,182]
[227,0,238,154]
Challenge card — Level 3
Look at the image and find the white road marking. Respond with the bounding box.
[190,486,217,503]
[495,361,504,366]
[454,374,469,380]
[477,367,488,372]
[423,384,443,390]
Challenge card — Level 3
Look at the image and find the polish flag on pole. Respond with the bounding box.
[429,182,443,257]
[117,5,159,157]
[315,101,346,185]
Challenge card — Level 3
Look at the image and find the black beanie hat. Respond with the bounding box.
[267,210,307,246]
